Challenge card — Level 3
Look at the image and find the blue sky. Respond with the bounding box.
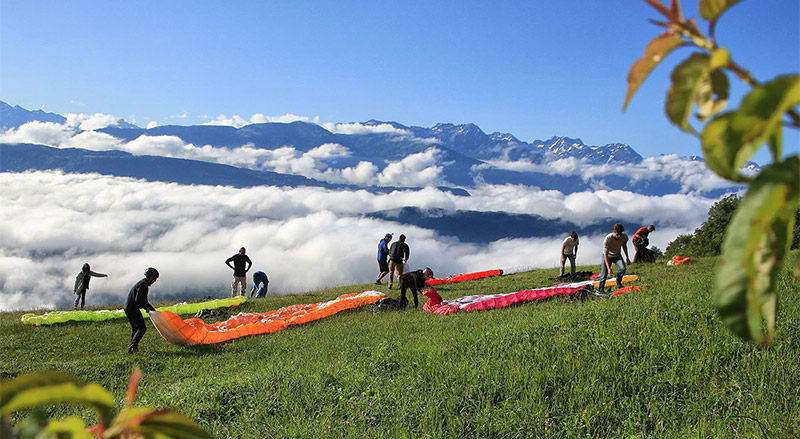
[1,0,798,163]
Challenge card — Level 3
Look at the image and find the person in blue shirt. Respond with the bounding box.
[250,271,269,298]
[375,233,392,285]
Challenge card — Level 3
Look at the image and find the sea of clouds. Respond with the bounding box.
[0,170,715,312]
[0,114,733,311]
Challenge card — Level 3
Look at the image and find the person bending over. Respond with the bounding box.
[598,223,631,293]
[398,267,433,308]
[124,267,158,354]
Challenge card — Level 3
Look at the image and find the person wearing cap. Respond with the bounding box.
[124,267,159,354]
[397,267,434,308]
[387,234,410,289]
[72,262,107,310]
[376,233,393,285]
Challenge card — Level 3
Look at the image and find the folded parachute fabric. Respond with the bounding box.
[20,296,248,326]
[425,269,503,286]
[423,275,638,315]
[611,286,642,297]
[667,255,692,265]
[149,290,386,346]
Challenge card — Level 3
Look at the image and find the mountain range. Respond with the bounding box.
[1,101,745,243]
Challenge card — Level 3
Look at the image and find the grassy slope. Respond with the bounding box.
[1,253,799,438]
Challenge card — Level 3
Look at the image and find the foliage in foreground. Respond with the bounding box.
[1,368,211,439]
[625,0,800,345]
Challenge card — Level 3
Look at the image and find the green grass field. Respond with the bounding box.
[2,253,799,438]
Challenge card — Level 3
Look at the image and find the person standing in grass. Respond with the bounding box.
[124,267,158,354]
[598,223,631,293]
[225,247,252,297]
[73,263,108,310]
[387,234,409,289]
[376,233,392,285]
[559,231,579,277]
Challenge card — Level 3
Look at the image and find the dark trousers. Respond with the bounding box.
[632,237,648,262]
[74,290,86,310]
[124,308,147,351]
[399,280,420,308]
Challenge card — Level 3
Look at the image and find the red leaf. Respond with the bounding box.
[125,367,142,409]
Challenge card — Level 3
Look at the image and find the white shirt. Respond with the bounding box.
[562,237,579,256]
[602,233,628,257]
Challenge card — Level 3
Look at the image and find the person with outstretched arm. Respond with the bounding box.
[598,223,631,293]
[73,262,108,310]
[124,267,158,354]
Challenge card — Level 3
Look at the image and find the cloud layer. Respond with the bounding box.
[0,170,716,312]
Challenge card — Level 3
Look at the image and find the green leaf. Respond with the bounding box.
[137,410,214,439]
[623,31,684,110]
[42,417,94,439]
[0,372,115,423]
[108,408,213,439]
[699,0,744,22]
[714,156,800,345]
[666,52,711,132]
[732,75,799,161]
[709,47,730,69]
[702,75,800,180]
[696,68,729,121]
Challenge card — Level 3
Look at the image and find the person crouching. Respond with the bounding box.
[398,267,434,308]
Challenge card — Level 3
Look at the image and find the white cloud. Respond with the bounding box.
[202,113,320,127]
[0,171,712,312]
[250,113,319,124]
[481,154,740,195]
[201,114,250,127]
[321,122,412,136]
[0,121,76,146]
[65,113,120,131]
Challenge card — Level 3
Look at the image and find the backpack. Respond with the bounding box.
[371,296,407,313]
[388,242,404,260]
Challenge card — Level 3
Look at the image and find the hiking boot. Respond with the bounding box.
[375,280,382,285]
[127,345,138,354]
[388,284,393,289]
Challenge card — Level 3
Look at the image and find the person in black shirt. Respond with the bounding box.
[124,267,158,354]
[225,247,252,297]
[397,267,433,309]
[387,234,410,289]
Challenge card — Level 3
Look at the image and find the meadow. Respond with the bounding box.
[2,253,798,438]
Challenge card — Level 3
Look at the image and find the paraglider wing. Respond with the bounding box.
[149,290,386,346]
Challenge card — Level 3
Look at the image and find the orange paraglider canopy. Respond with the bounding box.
[149,290,385,346]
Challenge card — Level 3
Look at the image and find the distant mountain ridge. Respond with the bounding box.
[1,101,66,128]
[0,100,746,198]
